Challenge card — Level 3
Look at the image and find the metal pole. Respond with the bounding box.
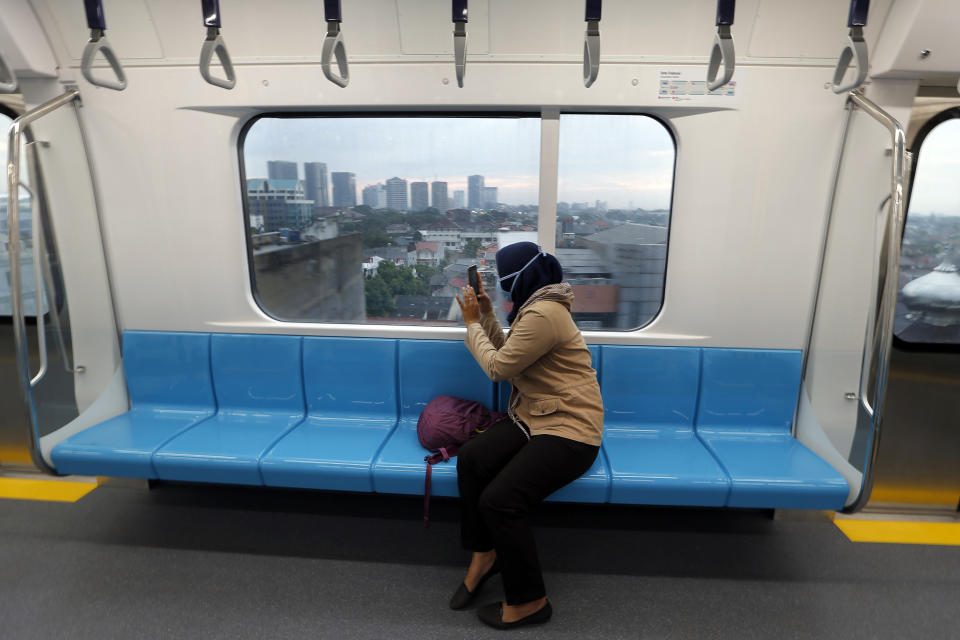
[6,89,80,473]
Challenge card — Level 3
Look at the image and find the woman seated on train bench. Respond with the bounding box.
[453,241,604,630]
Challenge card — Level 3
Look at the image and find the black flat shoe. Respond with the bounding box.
[449,561,501,610]
[477,600,552,629]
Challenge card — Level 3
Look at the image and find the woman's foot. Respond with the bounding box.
[501,597,548,623]
[464,550,497,591]
[449,551,499,610]
[477,598,552,629]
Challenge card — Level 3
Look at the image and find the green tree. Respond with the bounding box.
[462,237,483,259]
[364,275,394,317]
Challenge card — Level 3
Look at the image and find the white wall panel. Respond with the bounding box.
[871,0,960,79]
[0,0,59,77]
[748,0,893,60]
[64,59,850,349]
[46,0,164,60]
[398,0,488,55]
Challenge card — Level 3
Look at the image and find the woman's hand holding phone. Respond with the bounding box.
[456,286,481,325]
[475,275,493,316]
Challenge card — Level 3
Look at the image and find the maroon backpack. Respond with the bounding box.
[417,395,506,526]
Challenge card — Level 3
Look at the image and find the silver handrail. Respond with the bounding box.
[842,90,909,513]
[27,139,77,375]
[6,89,81,474]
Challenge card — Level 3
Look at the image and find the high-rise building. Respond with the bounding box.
[246,178,314,231]
[481,186,499,209]
[304,162,329,208]
[267,161,298,180]
[362,184,387,208]
[410,182,429,211]
[468,175,484,209]
[453,190,465,209]
[431,181,449,212]
[331,172,357,207]
[385,177,408,211]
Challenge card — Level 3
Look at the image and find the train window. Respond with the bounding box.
[556,114,675,331]
[241,115,540,324]
[896,113,960,344]
[1,107,48,318]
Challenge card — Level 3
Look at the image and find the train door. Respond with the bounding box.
[869,93,960,513]
[1,91,126,473]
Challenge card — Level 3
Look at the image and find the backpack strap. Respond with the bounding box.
[423,446,458,528]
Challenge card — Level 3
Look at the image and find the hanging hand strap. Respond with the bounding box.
[831,0,870,94]
[199,0,236,89]
[706,0,735,92]
[583,0,601,88]
[452,0,468,88]
[322,0,349,88]
[81,0,127,91]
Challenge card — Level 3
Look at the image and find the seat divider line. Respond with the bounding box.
[149,333,218,478]
[369,339,402,493]
[691,348,733,506]
[256,337,308,485]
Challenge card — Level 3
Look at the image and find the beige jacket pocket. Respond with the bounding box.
[529,398,559,416]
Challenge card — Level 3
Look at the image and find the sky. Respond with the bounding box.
[1,109,957,215]
[906,118,960,217]
[243,114,677,210]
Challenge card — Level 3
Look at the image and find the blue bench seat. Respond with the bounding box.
[696,349,848,510]
[51,331,216,479]
[601,346,729,506]
[50,331,850,512]
[153,334,305,485]
[372,340,496,497]
[261,338,398,493]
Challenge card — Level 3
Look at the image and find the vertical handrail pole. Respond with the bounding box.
[842,90,909,513]
[5,89,81,473]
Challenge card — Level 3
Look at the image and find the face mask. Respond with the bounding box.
[498,249,545,303]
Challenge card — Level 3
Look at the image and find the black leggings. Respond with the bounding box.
[457,418,599,605]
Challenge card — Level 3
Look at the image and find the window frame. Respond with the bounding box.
[894,105,960,352]
[236,109,678,333]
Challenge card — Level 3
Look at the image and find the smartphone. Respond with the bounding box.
[467,265,479,294]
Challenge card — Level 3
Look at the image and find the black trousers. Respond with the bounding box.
[457,418,599,605]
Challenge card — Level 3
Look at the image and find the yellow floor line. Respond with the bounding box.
[0,477,98,503]
[835,519,960,546]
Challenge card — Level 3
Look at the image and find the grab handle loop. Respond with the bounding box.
[81,0,127,91]
[322,0,349,88]
[452,0,467,88]
[583,0,601,88]
[706,0,735,92]
[831,0,870,94]
[0,52,17,93]
[199,0,236,89]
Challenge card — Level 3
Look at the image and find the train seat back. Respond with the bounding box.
[152,334,306,486]
[371,339,496,497]
[696,349,849,509]
[602,346,729,506]
[51,331,216,478]
[261,337,399,492]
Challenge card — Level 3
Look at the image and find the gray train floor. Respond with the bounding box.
[1,483,958,640]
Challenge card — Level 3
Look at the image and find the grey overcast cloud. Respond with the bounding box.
[243,114,677,210]
[1,110,958,215]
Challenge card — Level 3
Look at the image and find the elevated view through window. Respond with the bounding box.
[896,116,960,344]
[242,114,674,329]
[0,109,47,317]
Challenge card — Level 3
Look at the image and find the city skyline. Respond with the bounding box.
[243,115,682,210]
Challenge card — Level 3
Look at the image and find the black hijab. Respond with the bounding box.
[495,242,563,324]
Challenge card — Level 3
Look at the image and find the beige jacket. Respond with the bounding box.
[465,293,604,447]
